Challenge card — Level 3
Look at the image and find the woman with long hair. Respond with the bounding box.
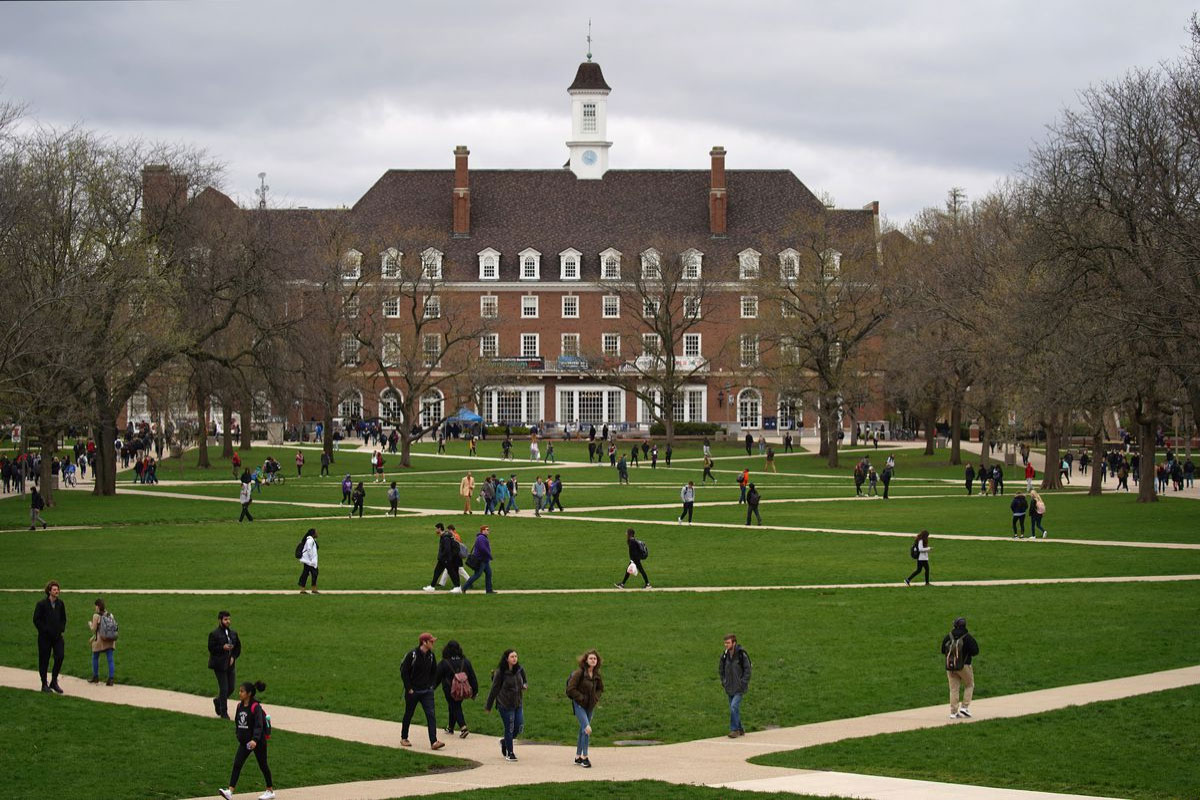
[484,648,528,761]
[566,649,604,768]
[1029,491,1048,538]
[217,680,274,800]
[87,598,116,685]
[435,640,479,738]
[905,530,932,586]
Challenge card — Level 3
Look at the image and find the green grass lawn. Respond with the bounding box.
[752,685,1200,800]
[0,582,1195,747]
[395,782,855,800]
[1,686,461,800]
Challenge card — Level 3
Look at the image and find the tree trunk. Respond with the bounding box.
[1040,417,1064,490]
[1088,428,1104,496]
[93,414,118,496]
[323,406,334,463]
[923,409,936,456]
[949,397,963,465]
[239,394,254,452]
[978,424,991,470]
[400,400,416,468]
[1137,417,1157,503]
[221,404,234,458]
[39,430,59,507]
[849,411,859,447]
[822,401,840,468]
[195,382,211,469]
[818,421,829,457]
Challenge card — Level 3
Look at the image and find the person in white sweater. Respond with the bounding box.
[298,529,319,594]
[905,530,932,586]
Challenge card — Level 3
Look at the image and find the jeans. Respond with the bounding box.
[447,697,466,731]
[506,497,519,513]
[679,501,693,522]
[728,692,743,732]
[534,494,545,514]
[92,648,114,679]
[498,705,523,755]
[573,701,594,755]
[1030,512,1047,536]
[746,506,761,525]
[402,689,438,743]
[1012,514,1025,536]
[462,561,493,592]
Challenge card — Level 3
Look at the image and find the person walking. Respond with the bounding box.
[349,482,366,518]
[905,530,932,586]
[320,450,330,477]
[494,479,511,516]
[702,454,716,484]
[297,529,319,594]
[614,528,651,589]
[764,445,777,473]
[88,597,117,685]
[881,463,893,500]
[505,475,520,514]
[718,633,752,738]
[744,432,753,456]
[566,649,604,768]
[551,474,565,512]
[485,648,528,762]
[678,481,695,525]
[400,632,446,750]
[1010,493,1028,538]
[617,455,629,484]
[664,442,673,466]
[745,483,762,525]
[436,640,479,738]
[867,466,878,496]
[532,476,546,517]
[295,450,305,477]
[340,474,353,505]
[216,680,275,800]
[387,481,400,516]
[1024,461,1035,494]
[238,480,254,523]
[33,581,67,693]
[964,463,975,495]
[543,441,556,463]
[423,524,462,592]
[650,444,658,468]
[737,469,749,504]
[461,525,494,593]
[30,486,49,530]
[942,617,980,719]
[208,611,241,718]
[460,471,475,514]
[1029,490,1049,538]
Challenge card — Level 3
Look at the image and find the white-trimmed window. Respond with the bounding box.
[419,389,444,429]
[737,388,762,429]
[562,295,579,318]
[521,333,540,358]
[519,248,541,280]
[779,248,800,281]
[423,295,441,319]
[341,249,362,281]
[480,333,499,358]
[602,295,620,318]
[480,295,498,319]
[383,297,401,318]
[781,300,797,318]
[478,248,500,281]
[822,249,842,279]
[684,295,701,319]
[422,333,441,368]
[643,298,660,318]
[382,334,402,367]
[682,248,703,280]
[602,333,621,357]
[521,295,539,318]
[641,333,662,356]
[582,102,597,133]
[341,335,359,367]
[421,248,443,280]
[343,295,360,319]
[739,248,761,280]
[741,296,759,319]
[559,249,581,280]
[381,248,401,279]
[640,249,661,280]
[740,334,759,367]
[779,396,802,430]
[379,389,402,420]
[684,333,702,357]
[600,248,622,280]
[781,337,801,365]
[561,333,580,357]
[338,391,363,421]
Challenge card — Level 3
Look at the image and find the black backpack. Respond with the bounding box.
[910,541,920,560]
[636,539,649,560]
[945,633,966,671]
[295,534,314,559]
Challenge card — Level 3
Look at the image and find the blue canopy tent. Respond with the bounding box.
[447,408,483,424]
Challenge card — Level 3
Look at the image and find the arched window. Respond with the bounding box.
[778,395,802,431]
[379,389,402,421]
[419,389,445,429]
[737,388,762,430]
[338,392,363,422]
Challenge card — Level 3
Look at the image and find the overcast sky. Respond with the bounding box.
[1,1,1195,223]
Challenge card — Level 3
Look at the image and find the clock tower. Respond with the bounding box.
[566,48,611,180]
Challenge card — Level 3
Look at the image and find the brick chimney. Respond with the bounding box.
[453,146,470,236]
[142,164,187,228]
[708,146,727,236]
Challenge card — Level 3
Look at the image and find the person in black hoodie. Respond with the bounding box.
[964,463,975,495]
[435,639,479,738]
[400,632,445,750]
[614,528,651,589]
[1010,493,1028,538]
[217,680,274,800]
[30,487,48,530]
[422,524,462,592]
[32,581,66,693]
[941,616,980,719]
[208,611,241,719]
[745,483,762,526]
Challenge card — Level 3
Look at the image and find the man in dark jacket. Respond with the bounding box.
[964,463,975,495]
[941,616,980,718]
[745,484,762,525]
[207,610,241,718]
[718,633,752,737]
[1010,493,1028,538]
[33,581,67,693]
[400,632,445,749]
[422,523,462,591]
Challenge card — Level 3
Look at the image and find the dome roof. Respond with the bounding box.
[568,61,611,92]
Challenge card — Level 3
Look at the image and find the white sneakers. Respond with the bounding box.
[218,790,232,800]
[450,586,463,594]
[958,707,971,717]
[949,712,960,719]
[421,586,436,592]
[260,792,276,800]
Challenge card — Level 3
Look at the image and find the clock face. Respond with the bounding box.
[582,149,598,166]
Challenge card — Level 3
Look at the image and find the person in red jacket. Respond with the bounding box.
[1024,461,1036,493]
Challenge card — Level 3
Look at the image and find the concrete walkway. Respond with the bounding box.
[2,663,1195,800]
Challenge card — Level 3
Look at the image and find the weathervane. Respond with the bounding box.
[586,19,592,62]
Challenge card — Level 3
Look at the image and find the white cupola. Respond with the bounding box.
[566,54,612,180]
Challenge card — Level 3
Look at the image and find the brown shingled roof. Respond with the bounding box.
[568,61,611,92]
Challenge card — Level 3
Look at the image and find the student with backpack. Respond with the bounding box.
[904,530,932,586]
[941,617,980,719]
[614,528,651,589]
[566,649,604,768]
[387,481,400,516]
[718,633,752,737]
[485,648,528,761]
[88,597,117,685]
[400,632,446,750]
[296,529,319,594]
[349,482,366,518]
[737,469,749,503]
[340,474,353,505]
[745,483,762,525]
[678,481,695,524]
[217,680,275,800]
[435,640,479,738]
[1029,490,1049,538]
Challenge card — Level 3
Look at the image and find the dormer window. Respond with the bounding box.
[779,249,800,281]
[682,248,703,280]
[478,248,500,281]
[421,248,443,281]
[341,249,362,281]
[600,248,622,280]
[381,248,401,279]
[640,249,661,281]
[559,248,581,281]
[738,249,761,280]
[519,248,541,280]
